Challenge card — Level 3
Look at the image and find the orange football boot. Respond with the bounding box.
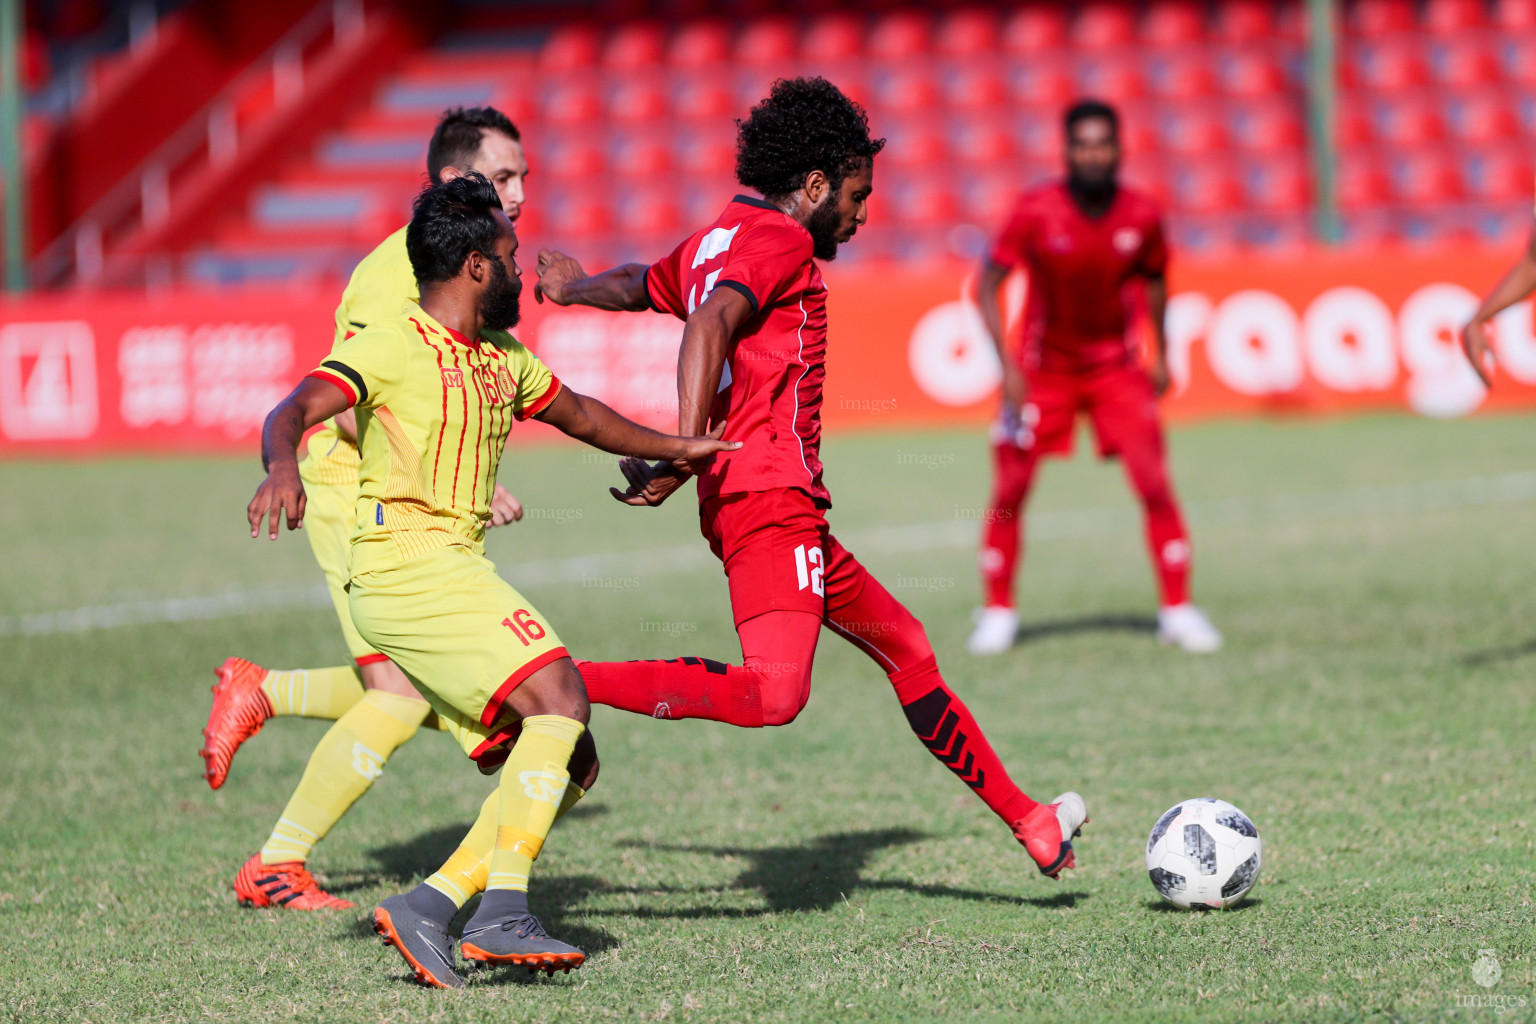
[233,853,353,910]
[199,657,273,789]
[1013,791,1089,879]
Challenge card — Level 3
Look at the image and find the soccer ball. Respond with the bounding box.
[1145,798,1262,910]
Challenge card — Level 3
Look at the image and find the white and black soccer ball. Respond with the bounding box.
[1145,798,1262,910]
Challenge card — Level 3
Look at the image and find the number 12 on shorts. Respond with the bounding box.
[794,544,824,597]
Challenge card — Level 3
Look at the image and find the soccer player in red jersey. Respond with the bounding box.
[966,100,1221,656]
[534,78,1087,879]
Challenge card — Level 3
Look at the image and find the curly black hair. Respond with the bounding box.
[735,77,885,201]
[427,106,521,184]
[406,171,504,285]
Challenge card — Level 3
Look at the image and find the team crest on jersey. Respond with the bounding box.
[1113,227,1143,254]
[441,368,465,388]
[498,365,515,401]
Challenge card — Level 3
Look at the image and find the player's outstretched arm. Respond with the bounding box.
[534,386,738,474]
[1462,224,1536,387]
[534,250,650,311]
[247,378,354,540]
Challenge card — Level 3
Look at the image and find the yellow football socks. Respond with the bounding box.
[259,690,431,865]
[259,665,367,720]
[486,715,584,893]
[424,780,587,908]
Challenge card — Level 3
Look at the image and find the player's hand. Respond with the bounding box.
[609,458,689,507]
[534,250,586,306]
[1461,317,1495,388]
[671,421,738,476]
[488,484,524,527]
[247,462,307,540]
[1149,357,1172,398]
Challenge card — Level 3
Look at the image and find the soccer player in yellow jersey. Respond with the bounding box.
[248,173,733,988]
[201,108,535,911]
[1461,193,1536,386]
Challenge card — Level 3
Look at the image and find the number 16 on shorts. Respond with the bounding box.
[794,544,824,597]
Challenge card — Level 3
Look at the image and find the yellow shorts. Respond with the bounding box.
[347,544,568,768]
[298,465,382,664]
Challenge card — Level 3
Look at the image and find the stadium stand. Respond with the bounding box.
[20,0,1536,287]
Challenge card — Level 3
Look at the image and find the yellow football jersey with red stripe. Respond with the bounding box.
[301,226,418,487]
[308,303,561,575]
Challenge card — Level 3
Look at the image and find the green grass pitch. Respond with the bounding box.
[1,414,1533,1023]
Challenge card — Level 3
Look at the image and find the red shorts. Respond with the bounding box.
[1019,361,1161,459]
[699,487,865,626]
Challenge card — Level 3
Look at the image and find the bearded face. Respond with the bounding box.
[480,253,522,331]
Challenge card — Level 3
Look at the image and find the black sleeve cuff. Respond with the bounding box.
[715,279,760,316]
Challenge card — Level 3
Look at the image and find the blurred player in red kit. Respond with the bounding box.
[967,100,1221,656]
[536,78,1088,880]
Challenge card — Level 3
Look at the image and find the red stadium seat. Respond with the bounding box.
[1349,0,1416,35]
[1388,148,1464,203]
[540,25,601,72]
[607,78,670,122]
[1217,50,1290,98]
[1423,0,1487,31]
[1462,146,1535,201]
[735,17,797,66]
[962,172,1025,226]
[935,8,999,58]
[675,129,736,175]
[883,176,960,227]
[668,21,731,66]
[868,66,941,114]
[1348,39,1429,92]
[1072,0,1138,49]
[881,121,948,168]
[1158,106,1229,155]
[603,22,667,70]
[941,61,1008,110]
[1213,0,1277,43]
[1115,101,1162,156]
[1226,99,1305,152]
[1442,91,1517,141]
[1166,163,1245,215]
[1429,38,1501,88]
[547,193,613,239]
[1335,100,1374,146]
[614,190,683,236]
[869,10,930,60]
[1006,58,1076,110]
[1496,36,1536,85]
[802,13,864,62]
[1148,50,1218,101]
[1494,0,1536,29]
[1240,155,1310,212]
[1001,4,1069,54]
[610,132,673,177]
[1143,0,1208,45]
[543,83,604,124]
[951,117,1017,166]
[1076,56,1147,103]
[1369,95,1444,145]
[671,76,734,122]
[545,136,607,180]
[1011,109,1067,166]
[1337,152,1392,210]
[1512,91,1536,133]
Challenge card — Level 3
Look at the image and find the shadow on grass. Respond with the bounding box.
[1142,897,1263,914]
[1459,638,1536,667]
[1012,613,1156,648]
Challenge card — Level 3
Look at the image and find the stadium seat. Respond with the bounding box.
[1494,0,1536,29]
[1512,91,1536,133]
[940,60,1008,110]
[1369,95,1444,145]
[1115,101,1163,156]
[544,136,607,181]
[603,22,667,70]
[613,189,683,236]
[1001,4,1069,54]
[1076,56,1147,103]
[667,20,731,66]
[802,13,864,62]
[1072,0,1138,49]
[734,17,797,66]
[1005,58,1076,110]
[675,128,736,176]
[880,121,948,168]
[1349,0,1416,35]
[543,192,613,241]
[1226,99,1305,152]
[1441,91,1517,141]
[1165,163,1244,215]
[671,75,735,122]
[543,83,604,124]
[1213,0,1277,43]
[1336,152,1392,210]
[1147,49,1218,101]
[1334,99,1375,146]
[540,24,601,72]
[882,175,960,227]
[1217,50,1290,98]
[1496,36,1536,85]
[1428,37,1501,89]
[1142,0,1208,45]
[1240,155,1311,212]
[961,172,1026,226]
[1387,148,1464,203]
[868,10,930,59]
[606,77,670,123]
[950,116,1017,166]
[868,65,941,113]
[1011,109,1067,167]
[934,7,999,58]
[1348,39,1429,92]
[1461,146,1535,201]
[1423,0,1487,31]
[610,131,674,177]
[1158,105,1229,155]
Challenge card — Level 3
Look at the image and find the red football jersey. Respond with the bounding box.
[645,195,831,506]
[989,181,1168,373]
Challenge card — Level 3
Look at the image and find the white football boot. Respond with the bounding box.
[966,606,1019,655]
[1157,604,1223,652]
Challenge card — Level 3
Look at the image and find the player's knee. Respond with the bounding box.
[756,664,812,727]
[568,731,600,791]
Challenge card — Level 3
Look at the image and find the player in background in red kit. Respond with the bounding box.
[966,100,1222,657]
[535,78,1088,880]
